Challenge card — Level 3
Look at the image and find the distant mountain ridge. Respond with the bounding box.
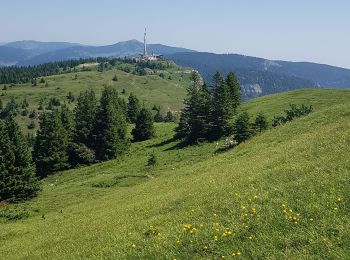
[165,52,350,99]
[5,40,82,56]
[0,40,195,66]
[1,40,350,99]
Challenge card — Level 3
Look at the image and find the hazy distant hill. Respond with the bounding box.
[166,52,350,99]
[166,52,350,88]
[0,46,31,66]
[5,40,81,56]
[0,40,195,66]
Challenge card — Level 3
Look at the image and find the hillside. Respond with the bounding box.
[0,61,192,133]
[166,52,350,98]
[1,89,349,259]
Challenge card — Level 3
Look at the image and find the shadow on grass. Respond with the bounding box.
[146,137,177,148]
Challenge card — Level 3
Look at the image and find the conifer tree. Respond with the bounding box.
[127,93,141,123]
[210,71,233,139]
[2,97,18,118]
[21,98,29,109]
[0,116,39,202]
[61,104,74,141]
[93,86,128,161]
[132,107,155,141]
[164,111,175,122]
[73,90,97,147]
[154,110,164,122]
[234,111,253,143]
[226,72,241,112]
[254,112,268,133]
[175,72,211,143]
[33,110,69,177]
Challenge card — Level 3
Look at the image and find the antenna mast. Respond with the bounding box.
[144,28,147,57]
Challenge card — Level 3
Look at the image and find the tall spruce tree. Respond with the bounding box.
[0,116,39,202]
[226,72,241,112]
[73,90,97,147]
[210,71,233,139]
[93,86,128,161]
[175,72,211,143]
[33,110,69,177]
[127,93,141,123]
[61,104,74,141]
[132,107,155,141]
[234,111,253,143]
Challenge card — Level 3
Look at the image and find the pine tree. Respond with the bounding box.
[253,112,268,133]
[0,116,39,202]
[187,83,211,143]
[33,110,69,177]
[175,72,211,143]
[38,97,44,110]
[164,111,175,122]
[226,72,241,112]
[132,107,155,141]
[93,86,128,161]
[210,71,233,139]
[154,110,164,122]
[2,97,18,118]
[61,104,74,141]
[234,111,252,143]
[73,89,97,147]
[21,98,29,109]
[127,93,141,123]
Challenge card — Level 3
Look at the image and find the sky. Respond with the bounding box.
[1,0,350,68]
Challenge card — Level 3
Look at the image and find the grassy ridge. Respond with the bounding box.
[0,89,349,259]
[0,67,191,132]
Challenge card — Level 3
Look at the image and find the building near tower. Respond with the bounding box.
[135,28,161,61]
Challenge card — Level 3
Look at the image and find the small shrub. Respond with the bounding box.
[147,153,157,166]
[216,135,238,153]
[21,109,29,116]
[68,143,96,167]
[272,104,313,127]
[0,207,30,221]
[27,120,36,129]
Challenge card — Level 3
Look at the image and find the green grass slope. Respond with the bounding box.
[0,66,191,132]
[1,89,349,259]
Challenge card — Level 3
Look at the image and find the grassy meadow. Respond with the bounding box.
[0,65,191,133]
[0,88,349,259]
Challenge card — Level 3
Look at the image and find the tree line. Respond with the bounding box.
[0,87,155,202]
[175,71,243,144]
[0,58,115,85]
[175,71,313,146]
[0,57,174,85]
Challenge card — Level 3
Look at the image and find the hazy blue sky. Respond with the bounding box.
[1,0,349,68]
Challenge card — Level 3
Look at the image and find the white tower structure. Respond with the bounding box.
[143,28,148,57]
